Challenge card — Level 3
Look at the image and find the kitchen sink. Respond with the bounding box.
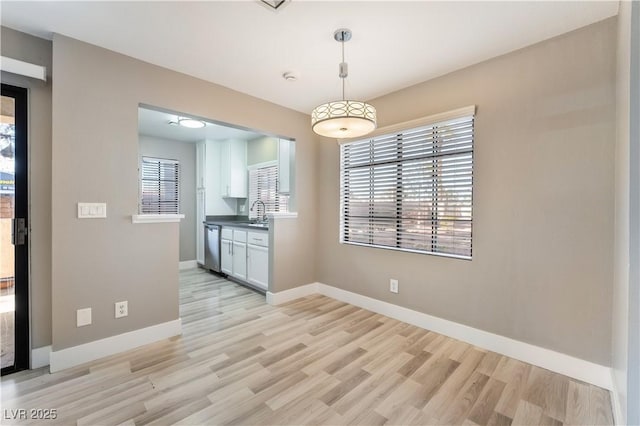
[247,223,268,228]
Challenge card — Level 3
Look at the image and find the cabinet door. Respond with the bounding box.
[232,241,247,280]
[221,239,233,275]
[278,139,290,194]
[196,189,205,265]
[228,141,247,197]
[247,244,269,290]
[219,140,231,197]
[220,140,247,198]
[196,141,206,189]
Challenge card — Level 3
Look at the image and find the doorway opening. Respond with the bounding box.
[137,105,295,296]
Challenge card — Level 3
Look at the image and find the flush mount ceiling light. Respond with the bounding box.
[168,117,207,129]
[311,29,377,139]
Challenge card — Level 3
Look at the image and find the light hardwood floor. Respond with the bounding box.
[1,268,614,425]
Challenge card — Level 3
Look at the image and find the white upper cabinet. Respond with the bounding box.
[204,139,247,215]
[220,140,247,198]
[196,141,206,189]
[277,139,292,194]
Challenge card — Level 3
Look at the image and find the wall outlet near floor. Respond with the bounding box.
[76,308,92,327]
[390,279,399,294]
[115,301,128,318]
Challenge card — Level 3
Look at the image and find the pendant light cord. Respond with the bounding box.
[341,37,345,101]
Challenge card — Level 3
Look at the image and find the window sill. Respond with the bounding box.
[131,214,185,224]
[267,212,298,219]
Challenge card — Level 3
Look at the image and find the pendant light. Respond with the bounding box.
[311,29,377,139]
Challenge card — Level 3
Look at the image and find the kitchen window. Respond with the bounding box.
[340,107,474,259]
[248,162,288,219]
[140,156,180,214]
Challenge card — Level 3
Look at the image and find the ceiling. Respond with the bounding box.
[1,1,618,114]
[138,107,266,143]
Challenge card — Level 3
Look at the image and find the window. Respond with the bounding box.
[140,156,180,214]
[248,162,289,219]
[340,111,474,258]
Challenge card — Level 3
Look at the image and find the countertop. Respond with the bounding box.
[204,216,269,230]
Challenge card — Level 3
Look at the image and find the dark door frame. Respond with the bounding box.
[1,83,29,375]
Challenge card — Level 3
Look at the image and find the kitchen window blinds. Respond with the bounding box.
[248,163,289,219]
[340,113,474,258]
[140,156,180,214]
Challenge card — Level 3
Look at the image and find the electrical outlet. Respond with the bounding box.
[390,279,399,294]
[115,301,128,318]
[77,308,92,327]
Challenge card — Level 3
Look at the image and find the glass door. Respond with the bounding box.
[1,84,29,375]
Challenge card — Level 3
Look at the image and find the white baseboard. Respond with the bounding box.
[267,282,613,390]
[266,283,318,305]
[49,319,182,373]
[31,345,51,368]
[179,260,198,270]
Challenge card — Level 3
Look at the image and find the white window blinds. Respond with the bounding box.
[140,156,180,214]
[248,163,289,219]
[340,114,474,258]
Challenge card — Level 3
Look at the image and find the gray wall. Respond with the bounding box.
[247,136,277,165]
[51,34,317,351]
[1,27,52,350]
[317,18,616,365]
[138,135,196,262]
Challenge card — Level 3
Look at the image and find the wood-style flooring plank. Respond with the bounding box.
[589,384,614,425]
[467,377,507,425]
[511,400,544,426]
[565,380,591,425]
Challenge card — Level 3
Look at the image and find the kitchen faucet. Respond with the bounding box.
[250,200,267,223]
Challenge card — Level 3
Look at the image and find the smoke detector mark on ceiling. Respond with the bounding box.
[282,71,298,82]
[259,0,289,12]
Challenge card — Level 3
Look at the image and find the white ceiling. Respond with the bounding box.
[2,1,618,114]
[138,107,266,143]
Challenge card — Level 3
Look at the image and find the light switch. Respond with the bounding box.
[77,307,92,327]
[78,203,107,219]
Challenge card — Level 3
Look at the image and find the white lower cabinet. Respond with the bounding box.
[221,238,233,275]
[221,227,268,290]
[221,227,245,278]
[232,241,247,281]
[247,231,269,290]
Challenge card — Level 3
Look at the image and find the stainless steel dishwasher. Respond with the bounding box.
[204,223,221,273]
